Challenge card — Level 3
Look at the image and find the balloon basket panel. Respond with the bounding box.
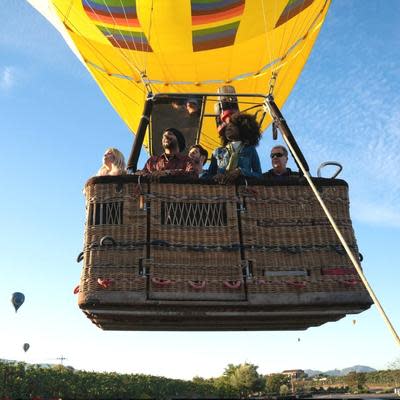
[78,176,372,330]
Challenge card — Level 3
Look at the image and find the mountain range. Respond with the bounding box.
[304,365,376,377]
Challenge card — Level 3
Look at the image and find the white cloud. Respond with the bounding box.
[0,66,15,90]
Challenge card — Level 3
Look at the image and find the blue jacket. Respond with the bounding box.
[208,145,262,178]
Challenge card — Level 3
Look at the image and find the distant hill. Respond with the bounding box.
[304,369,323,377]
[305,365,376,377]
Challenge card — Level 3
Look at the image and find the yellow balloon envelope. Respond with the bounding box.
[27,0,331,153]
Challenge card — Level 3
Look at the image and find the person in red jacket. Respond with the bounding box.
[137,128,195,178]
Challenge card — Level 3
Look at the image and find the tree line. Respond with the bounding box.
[1,361,282,399]
[1,360,399,399]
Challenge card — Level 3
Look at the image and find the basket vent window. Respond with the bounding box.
[88,202,123,226]
[161,202,227,227]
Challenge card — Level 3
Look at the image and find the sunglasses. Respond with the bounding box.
[270,152,284,159]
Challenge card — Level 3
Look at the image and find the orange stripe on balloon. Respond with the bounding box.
[192,4,244,25]
[85,9,140,27]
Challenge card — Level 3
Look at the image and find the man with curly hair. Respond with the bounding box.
[208,112,262,183]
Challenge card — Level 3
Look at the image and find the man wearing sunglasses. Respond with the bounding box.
[263,145,297,179]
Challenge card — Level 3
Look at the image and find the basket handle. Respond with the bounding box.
[285,280,307,289]
[97,278,114,288]
[100,236,117,247]
[188,280,206,290]
[151,277,174,287]
[223,280,242,289]
[76,252,84,263]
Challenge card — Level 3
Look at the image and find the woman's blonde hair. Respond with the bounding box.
[107,147,126,171]
[97,147,126,176]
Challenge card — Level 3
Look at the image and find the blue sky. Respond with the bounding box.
[0,1,399,379]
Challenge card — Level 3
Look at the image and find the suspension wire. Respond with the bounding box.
[277,121,400,346]
[272,1,312,91]
[293,0,327,56]
[266,0,330,100]
[281,0,308,61]
[261,0,277,96]
[143,0,154,92]
[275,0,292,73]
[63,0,73,23]
[117,0,147,73]
[88,0,145,73]
[77,0,153,92]
[53,3,146,98]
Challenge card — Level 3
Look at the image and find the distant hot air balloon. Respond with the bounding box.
[23,343,30,352]
[353,319,357,325]
[11,292,25,312]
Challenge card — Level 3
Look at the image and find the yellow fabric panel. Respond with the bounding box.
[48,0,331,154]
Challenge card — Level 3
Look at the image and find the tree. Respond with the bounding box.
[265,373,291,395]
[344,372,366,393]
[388,357,400,370]
[223,363,264,398]
[280,384,290,396]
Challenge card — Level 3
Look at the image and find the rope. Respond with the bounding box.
[280,127,400,346]
[256,217,352,227]
[85,239,357,254]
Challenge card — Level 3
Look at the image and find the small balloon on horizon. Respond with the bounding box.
[23,343,30,352]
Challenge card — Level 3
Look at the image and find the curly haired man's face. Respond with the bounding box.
[224,123,240,142]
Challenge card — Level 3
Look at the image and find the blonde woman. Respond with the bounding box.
[97,148,126,176]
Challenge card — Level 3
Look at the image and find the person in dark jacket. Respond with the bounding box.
[263,145,298,179]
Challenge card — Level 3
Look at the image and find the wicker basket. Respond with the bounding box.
[78,175,372,330]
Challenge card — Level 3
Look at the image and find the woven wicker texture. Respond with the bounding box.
[80,181,147,304]
[148,183,241,266]
[237,184,362,295]
[79,178,371,323]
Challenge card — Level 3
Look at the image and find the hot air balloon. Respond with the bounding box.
[23,343,30,352]
[11,292,25,313]
[27,0,332,156]
[27,0,373,331]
